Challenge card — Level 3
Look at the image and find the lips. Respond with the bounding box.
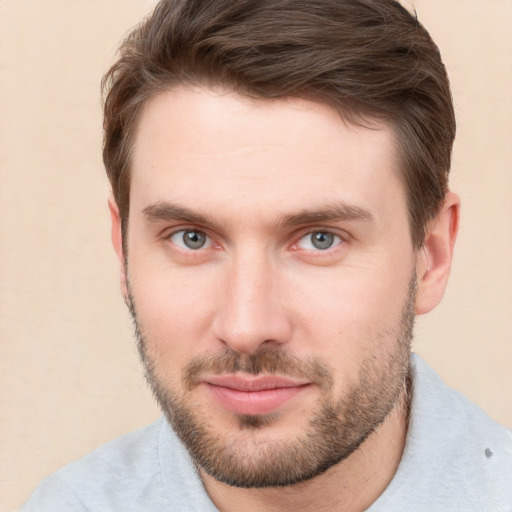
[204,375,311,416]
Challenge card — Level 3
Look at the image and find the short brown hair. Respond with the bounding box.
[102,0,455,247]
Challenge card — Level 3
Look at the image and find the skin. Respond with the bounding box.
[109,86,459,511]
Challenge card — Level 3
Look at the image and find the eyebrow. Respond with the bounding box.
[143,200,373,229]
[143,202,222,228]
[277,203,374,227]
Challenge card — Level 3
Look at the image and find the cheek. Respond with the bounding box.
[287,266,411,378]
[128,264,219,371]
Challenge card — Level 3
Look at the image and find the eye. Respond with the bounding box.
[297,231,342,251]
[169,229,211,250]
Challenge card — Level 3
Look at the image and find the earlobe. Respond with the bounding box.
[415,191,460,315]
[108,196,128,297]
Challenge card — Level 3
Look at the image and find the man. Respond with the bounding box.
[23,0,512,510]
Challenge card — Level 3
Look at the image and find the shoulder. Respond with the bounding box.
[410,354,512,459]
[22,419,168,512]
[372,355,512,512]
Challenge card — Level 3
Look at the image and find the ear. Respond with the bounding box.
[108,195,128,298]
[415,191,460,315]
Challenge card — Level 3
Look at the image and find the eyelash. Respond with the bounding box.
[167,228,215,251]
[288,230,347,258]
[164,227,347,256]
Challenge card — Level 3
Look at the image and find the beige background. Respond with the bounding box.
[0,1,511,510]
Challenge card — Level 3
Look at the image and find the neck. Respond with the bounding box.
[201,388,409,512]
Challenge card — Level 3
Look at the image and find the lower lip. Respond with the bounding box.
[207,383,309,416]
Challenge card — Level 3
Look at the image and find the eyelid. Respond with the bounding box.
[167,227,214,251]
[162,224,210,240]
[290,228,348,252]
[162,225,348,253]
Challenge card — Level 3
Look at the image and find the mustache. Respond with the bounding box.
[182,348,334,392]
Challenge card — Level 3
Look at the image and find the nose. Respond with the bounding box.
[211,249,292,355]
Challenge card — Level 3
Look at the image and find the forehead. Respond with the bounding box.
[130,86,405,226]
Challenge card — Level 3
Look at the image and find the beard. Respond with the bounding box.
[127,276,415,489]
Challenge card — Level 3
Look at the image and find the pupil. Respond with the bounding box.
[312,232,333,250]
[184,231,205,249]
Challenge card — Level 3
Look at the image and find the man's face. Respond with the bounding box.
[121,87,418,487]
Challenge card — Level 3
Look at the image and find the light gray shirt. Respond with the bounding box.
[22,355,512,511]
